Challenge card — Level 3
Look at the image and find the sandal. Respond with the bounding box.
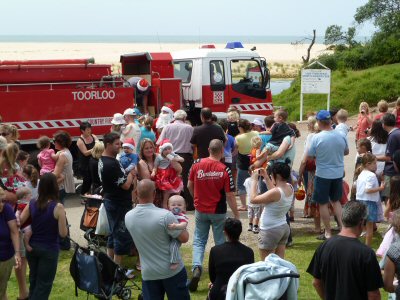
[135,263,142,271]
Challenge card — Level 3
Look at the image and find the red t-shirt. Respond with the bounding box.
[189,158,235,214]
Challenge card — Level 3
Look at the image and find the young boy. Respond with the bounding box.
[16,187,33,252]
[257,109,295,164]
[335,109,351,137]
[244,174,262,233]
[167,195,189,269]
[120,138,139,174]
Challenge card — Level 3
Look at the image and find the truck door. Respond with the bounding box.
[173,59,202,109]
[207,59,228,110]
[227,58,272,115]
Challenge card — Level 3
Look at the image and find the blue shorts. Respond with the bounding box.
[103,199,133,255]
[359,200,379,222]
[312,176,343,205]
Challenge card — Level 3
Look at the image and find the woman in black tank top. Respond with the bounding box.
[77,122,97,195]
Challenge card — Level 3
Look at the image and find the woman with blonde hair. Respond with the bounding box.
[354,101,373,142]
[89,141,104,194]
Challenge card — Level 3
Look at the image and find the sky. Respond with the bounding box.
[0,0,375,37]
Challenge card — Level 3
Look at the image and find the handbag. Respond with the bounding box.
[83,206,99,228]
[95,204,110,236]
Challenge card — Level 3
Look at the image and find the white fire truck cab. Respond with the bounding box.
[172,42,273,123]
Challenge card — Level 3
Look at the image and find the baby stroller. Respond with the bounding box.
[226,254,300,300]
[70,241,142,300]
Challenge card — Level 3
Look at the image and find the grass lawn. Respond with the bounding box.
[6,224,389,300]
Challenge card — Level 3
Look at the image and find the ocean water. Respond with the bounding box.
[0,35,327,44]
[270,80,293,95]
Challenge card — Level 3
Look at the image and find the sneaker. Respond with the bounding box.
[188,266,201,292]
[248,224,253,232]
[361,231,366,237]
[286,241,293,247]
[252,226,260,234]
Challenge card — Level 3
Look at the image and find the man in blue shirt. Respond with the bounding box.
[308,110,349,240]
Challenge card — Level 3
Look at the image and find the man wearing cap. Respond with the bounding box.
[126,77,150,114]
[121,108,141,150]
[157,109,195,210]
[308,110,349,240]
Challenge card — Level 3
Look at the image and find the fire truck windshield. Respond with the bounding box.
[231,59,266,99]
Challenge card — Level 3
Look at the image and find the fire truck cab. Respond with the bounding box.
[172,42,273,122]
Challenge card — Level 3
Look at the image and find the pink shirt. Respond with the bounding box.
[37,148,56,175]
[356,113,372,141]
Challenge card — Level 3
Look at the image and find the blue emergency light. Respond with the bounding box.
[225,42,244,49]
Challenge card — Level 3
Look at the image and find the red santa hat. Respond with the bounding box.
[122,138,136,150]
[137,78,149,92]
[159,139,173,153]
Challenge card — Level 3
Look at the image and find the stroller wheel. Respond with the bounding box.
[120,288,132,300]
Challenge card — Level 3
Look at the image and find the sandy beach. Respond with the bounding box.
[0,42,328,66]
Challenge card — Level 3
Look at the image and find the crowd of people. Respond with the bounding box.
[1,97,400,299]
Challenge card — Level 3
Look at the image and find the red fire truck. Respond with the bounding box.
[0,42,272,146]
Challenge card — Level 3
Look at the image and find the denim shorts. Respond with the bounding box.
[103,199,133,255]
[312,176,342,205]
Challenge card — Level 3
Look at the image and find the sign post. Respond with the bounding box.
[300,61,331,121]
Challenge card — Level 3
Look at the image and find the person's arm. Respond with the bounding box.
[227,192,239,219]
[287,135,295,150]
[188,180,194,197]
[383,257,397,293]
[19,202,31,226]
[77,138,92,156]
[312,278,325,299]
[298,156,307,187]
[365,175,385,194]
[53,153,66,184]
[176,229,189,243]
[250,169,280,205]
[376,154,391,162]
[8,219,21,269]
[267,138,290,161]
[172,154,184,163]
[168,221,187,230]
[367,290,381,300]
[384,199,392,220]
[121,172,135,190]
[54,203,68,238]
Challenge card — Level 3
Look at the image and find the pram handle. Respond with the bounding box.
[244,272,300,285]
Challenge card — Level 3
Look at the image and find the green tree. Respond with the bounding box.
[324,25,357,47]
[355,0,400,34]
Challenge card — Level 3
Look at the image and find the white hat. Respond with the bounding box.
[161,106,174,115]
[251,118,265,128]
[137,78,149,92]
[159,139,173,153]
[111,113,126,125]
[123,108,136,116]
